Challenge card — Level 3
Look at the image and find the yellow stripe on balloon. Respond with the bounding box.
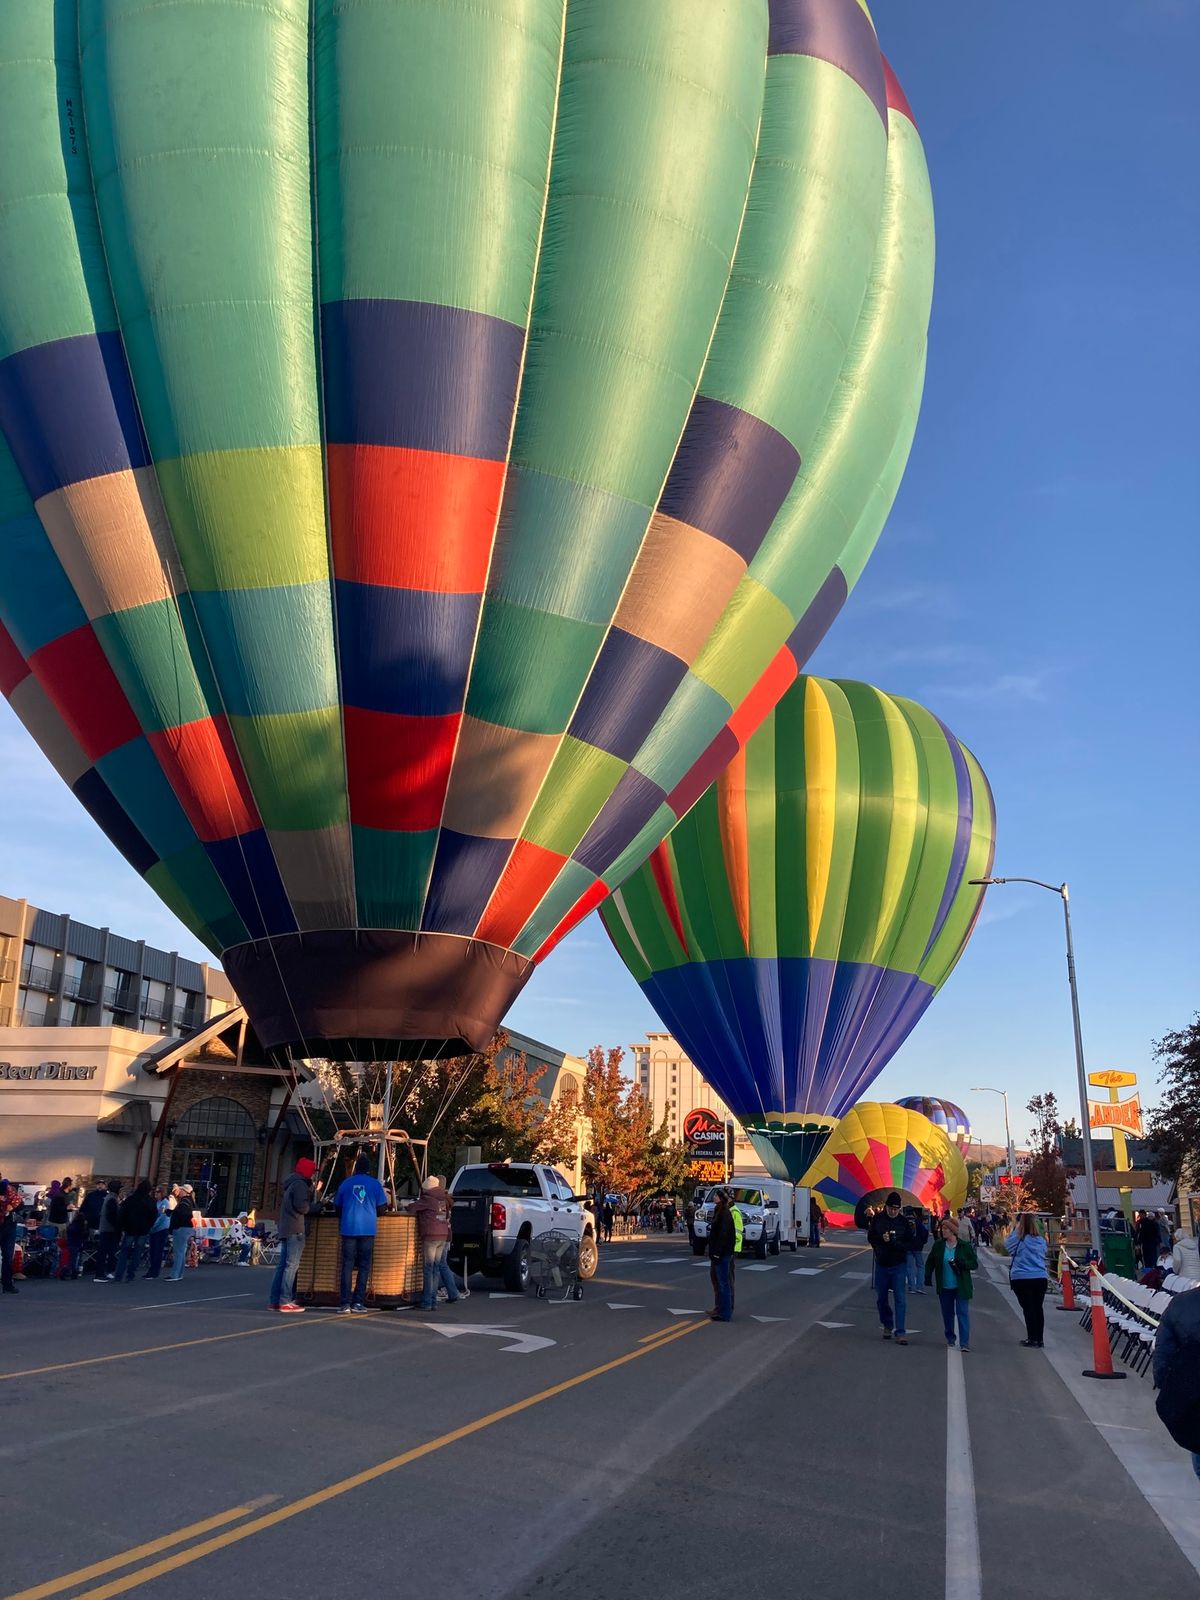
[803,677,838,946]
[857,0,878,29]
[871,691,919,965]
[717,745,751,956]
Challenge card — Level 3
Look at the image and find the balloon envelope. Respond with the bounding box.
[802,1103,968,1229]
[895,1096,972,1152]
[602,677,995,1179]
[0,2,931,1059]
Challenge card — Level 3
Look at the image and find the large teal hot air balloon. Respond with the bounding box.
[602,678,996,1180]
[0,2,932,1060]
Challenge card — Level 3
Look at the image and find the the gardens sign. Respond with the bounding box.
[0,1061,99,1082]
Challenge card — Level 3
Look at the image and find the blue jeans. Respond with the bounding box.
[146,1230,168,1278]
[116,1234,146,1281]
[341,1235,374,1307]
[939,1288,970,1346]
[809,1217,821,1247]
[875,1262,908,1334]
[907,1249,923,1290]
[270,1233,304,1306]
[167,1227,195,1280]
[711,1253,733,1320]
[421,1240,460,1309]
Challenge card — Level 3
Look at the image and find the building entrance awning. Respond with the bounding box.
[96,1099,153,1137]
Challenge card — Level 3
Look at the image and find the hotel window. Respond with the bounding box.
[18,987,49,1025]
[20,944,57,991]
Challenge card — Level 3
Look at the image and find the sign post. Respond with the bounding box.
[1088,1071,1140,1227]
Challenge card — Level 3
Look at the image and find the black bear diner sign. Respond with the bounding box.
[0,1061,99,1082]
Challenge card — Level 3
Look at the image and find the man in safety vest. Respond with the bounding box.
[729,1192,744,1311]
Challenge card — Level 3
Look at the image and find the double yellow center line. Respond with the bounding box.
[5,1318,706,1600]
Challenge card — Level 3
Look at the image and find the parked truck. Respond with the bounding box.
[447,1162,599,1291]
[692,1177,810,1257]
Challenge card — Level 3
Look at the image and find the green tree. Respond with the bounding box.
[1022,1092,1068,1216]
[1145,1015,1200,1183]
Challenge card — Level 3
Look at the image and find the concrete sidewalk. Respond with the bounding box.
[977,1245,1200,1576]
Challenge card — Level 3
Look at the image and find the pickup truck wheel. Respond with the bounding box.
[578,1233,598,1280]
[753,1234,768,1260]
[768,1230,781,1257]
[503,1238,531,1293]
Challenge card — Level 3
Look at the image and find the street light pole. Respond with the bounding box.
[970,875,1103,1261]
[970,1085,1014,1185]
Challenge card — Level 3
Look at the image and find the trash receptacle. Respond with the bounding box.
[1101,1229,1136,1279]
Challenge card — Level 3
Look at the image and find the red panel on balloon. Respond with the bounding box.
[533,877,609,964]
[30,624,140,761]
[0,621,28,696]
[344,704,460,831]
[475,839,569,949]
[148,717,259,841]
[727,645,798,748]
[328,443,503,593]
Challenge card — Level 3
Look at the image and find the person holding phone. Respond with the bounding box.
[867,1192,915,1344]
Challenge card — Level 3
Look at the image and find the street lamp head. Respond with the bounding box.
[969,877,1001,886]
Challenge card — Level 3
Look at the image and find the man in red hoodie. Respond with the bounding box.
[411,1175,461,1311]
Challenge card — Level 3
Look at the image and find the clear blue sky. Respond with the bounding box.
[3,2,1196,1151]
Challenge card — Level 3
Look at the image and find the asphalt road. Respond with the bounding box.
[3,1235,1197,1600]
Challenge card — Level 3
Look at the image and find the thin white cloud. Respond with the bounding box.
[921,671,1049,705]
[851,581,959,618]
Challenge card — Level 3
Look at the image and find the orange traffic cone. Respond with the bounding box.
[1057,1254,1077,1312]
[1082,1266,1126,1381]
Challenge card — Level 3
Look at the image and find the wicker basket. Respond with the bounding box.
[295,1212,422,1306]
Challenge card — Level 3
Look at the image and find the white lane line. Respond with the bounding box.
[741,1264,776,1272]
[647,1256,689,1264]
[945,1349,982,1600]
[129,1293,253,1311]
[841,1271,871,1280]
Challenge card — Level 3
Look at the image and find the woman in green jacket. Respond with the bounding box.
[925,1217,979,1350]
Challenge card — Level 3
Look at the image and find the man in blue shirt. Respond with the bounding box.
[334,1154,389,1312]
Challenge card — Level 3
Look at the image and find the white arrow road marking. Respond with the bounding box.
[816,1321,854,1329]
[668,1307,708,1315]
[751,1315,788,1323]
[607,1303,641,1310]
[790,1268,822,1276]
[421,1322,555,1355]
[599,1256,639,1264]
[741,1264,776,1272]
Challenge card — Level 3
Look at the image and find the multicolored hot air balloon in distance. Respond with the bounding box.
[602,677,996,1181]
[802,1103,968,1229]
[0,1,932,1061]
[895,1096,972,1152]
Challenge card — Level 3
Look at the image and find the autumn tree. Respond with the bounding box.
[1021,1091,1068,1216]
[1145,1015,1200,1184]
[580,1045,685,1207]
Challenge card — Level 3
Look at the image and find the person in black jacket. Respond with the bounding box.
[905,1207,930,1296]
[1152,1287,1200,1485]
[115,1179,158,1282]
[707,1190,736,1323]
[92,1180,123,1281]
[868,1192,915,1343]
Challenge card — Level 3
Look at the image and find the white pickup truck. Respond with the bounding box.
[693,1179,810,1257]
[447,1162,599,1291]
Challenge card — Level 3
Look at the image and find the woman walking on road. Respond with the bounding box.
[1007,1213,1049,1347]
[925,1217,977,1349]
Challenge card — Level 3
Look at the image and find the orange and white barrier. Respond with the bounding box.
[1083,1265,1127,1381]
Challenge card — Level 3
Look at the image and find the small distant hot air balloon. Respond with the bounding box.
[0,2,932,1061]
[895,1096,972,1152]
[802,1103,967,1229]
[602,677,996,1180]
